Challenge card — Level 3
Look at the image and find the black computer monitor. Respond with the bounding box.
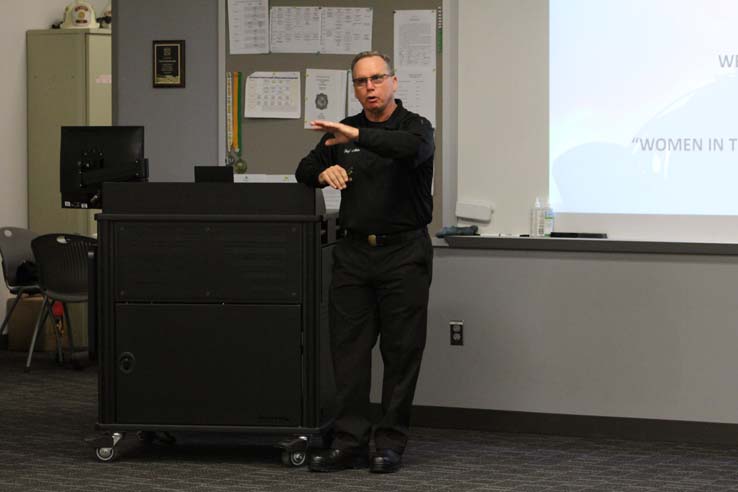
[60,126,148,209]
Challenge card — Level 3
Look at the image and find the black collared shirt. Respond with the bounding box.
[295,100,434,235]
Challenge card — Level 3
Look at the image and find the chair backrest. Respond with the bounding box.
[31,233,97,297]
[0,227,39,288]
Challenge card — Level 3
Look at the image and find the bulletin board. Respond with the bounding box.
[226,0,444,233]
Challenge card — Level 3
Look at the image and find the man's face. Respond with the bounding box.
[352,56,397,116]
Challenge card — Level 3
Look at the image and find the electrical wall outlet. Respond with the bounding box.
[449,321,463,346]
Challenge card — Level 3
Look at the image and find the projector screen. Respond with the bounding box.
[550,0,738,217]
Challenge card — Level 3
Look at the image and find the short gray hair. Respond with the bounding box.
[350,51,394,75]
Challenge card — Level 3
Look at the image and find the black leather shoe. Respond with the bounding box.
[370,449,402,473]
[308,448,368,472]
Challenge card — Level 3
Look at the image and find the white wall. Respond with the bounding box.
[418,249,738,423]
[0,0,107,322]
[457,0,548,236]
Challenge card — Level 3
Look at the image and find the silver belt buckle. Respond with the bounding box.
[368,234,377,247]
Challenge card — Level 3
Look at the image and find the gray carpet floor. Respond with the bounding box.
[3,350,738,491]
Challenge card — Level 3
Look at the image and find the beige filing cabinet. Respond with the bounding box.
[27,28,110,236]
[27,28,111,347]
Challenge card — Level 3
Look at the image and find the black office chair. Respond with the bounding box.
[26,233,96,371]
[0,227,41,339]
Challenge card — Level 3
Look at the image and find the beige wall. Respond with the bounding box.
[0,0,107,321]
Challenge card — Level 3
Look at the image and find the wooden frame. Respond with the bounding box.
[153,40,185,88]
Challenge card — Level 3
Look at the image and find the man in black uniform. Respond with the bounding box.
[295,51,434,473]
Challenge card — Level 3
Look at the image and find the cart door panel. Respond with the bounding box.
[114,303,301,426]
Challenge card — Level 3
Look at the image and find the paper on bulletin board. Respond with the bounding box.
[270,6,321,53]
[244,71,301,119]
[394,10,437,127]
[228,0,269,54]
[320,7,373,55]
[393,10,437,69]
[304,69,347,128]
[395,68,436,128]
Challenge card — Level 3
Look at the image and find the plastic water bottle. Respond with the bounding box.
[543,201,555,236]
[530,197,544,237]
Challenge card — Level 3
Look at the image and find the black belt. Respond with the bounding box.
[344,228,426,247]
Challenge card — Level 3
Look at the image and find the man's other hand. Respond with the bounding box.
[318,165,351,190]
[310,120,359,146]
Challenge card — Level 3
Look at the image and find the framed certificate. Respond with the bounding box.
[153,40,185,88]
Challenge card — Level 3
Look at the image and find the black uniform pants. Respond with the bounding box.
[329,228,433,454]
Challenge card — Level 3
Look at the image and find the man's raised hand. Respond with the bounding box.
[310,120,359,146]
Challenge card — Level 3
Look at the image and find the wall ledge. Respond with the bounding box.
[440,235,738,256]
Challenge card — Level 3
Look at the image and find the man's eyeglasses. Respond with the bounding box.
[352,73,393,88]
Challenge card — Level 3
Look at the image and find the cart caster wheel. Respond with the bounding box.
[281,450,307,467]
[95,447,117,462]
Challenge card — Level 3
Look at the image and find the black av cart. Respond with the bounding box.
[88,182,337,465]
